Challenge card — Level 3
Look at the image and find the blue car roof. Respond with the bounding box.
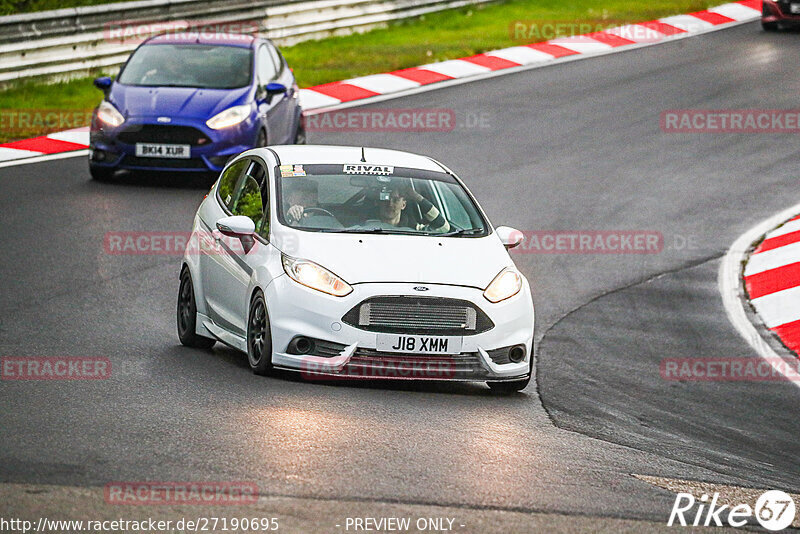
[145,33,256,48]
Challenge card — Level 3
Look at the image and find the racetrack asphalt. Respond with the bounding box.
[1,20,799,531]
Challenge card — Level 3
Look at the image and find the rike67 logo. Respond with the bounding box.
[668,490,796,531]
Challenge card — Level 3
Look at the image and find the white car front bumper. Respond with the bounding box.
[264,274,534,381]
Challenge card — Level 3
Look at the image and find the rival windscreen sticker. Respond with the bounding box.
[343,164,394,175]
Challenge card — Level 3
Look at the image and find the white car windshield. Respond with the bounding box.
[276,164,488,236]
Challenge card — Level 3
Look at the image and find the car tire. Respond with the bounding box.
[487,377,530,394]
[177,269,216,349]
[89,164,115,181]
[247,291,273,376]
[294,121,306,145]
[762,21,779,31]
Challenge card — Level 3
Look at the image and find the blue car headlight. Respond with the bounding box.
[206,104,252,130]
[96,101,125,128]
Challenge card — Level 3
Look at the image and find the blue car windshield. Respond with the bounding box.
[118,44,253,89]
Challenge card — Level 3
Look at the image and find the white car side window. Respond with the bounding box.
[217,159,249,211]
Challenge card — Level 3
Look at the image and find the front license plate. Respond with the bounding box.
[135,143,190,159]
[376,334,462,354]
[791,3,800,13]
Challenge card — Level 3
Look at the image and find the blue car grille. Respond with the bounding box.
[117,125,210,146]
[121,155,207,169]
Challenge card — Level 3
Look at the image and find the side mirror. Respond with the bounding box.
[93,77,113,91]
[216,216,255,237]
[496,226,523,250]
[257,82,286,104]
[265,82,287,96]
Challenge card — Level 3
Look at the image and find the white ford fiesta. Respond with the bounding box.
[177,145,535,392]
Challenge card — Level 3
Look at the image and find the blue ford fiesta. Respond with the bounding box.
[89,33,304,180]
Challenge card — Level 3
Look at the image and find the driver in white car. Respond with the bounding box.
[284,179,319,224]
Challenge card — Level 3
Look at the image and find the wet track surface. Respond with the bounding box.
[1,21,799,525]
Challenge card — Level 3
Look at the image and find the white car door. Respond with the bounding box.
[201,158,269,337]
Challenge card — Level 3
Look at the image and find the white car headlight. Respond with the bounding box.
[282,255,353,297]
[483,268,522,303]
[206,104,251,130]
[96,101,125,127]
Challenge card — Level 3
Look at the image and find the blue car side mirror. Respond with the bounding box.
[265,82,287,95]
[93,77,113,91]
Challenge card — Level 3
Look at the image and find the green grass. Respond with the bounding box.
[0,0,719,142]
[0,0,138,16]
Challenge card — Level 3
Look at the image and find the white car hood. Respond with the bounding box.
[272,229,511,288]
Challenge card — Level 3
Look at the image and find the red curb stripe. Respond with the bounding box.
[525,42,579,58]
[737,0,761,10]
[638,21,687,35]
[1,137,88,154]
[306,82,381,102]
[460,54,521,71]
[773,319,800,356]
[745,262,800,299]
[586,31,637,47]
[754,229,800,255]
[389,67,454,85]
[689,10,737,25]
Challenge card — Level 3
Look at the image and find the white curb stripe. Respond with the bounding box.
[0,149,89,169]
[744,242,800,276]
[0,147,42,161]
[484,46,554,65]
[417,59,490,78]
[658,14,715,32]
[46,128,90,145]
[344,73,421,93]
[548,37,613,54]
[298,89,342,110]
[751,286,800,328]
[708,3,761,20]
[764,218,800,240]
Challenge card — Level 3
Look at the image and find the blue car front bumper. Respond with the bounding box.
[89,116,258,173]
